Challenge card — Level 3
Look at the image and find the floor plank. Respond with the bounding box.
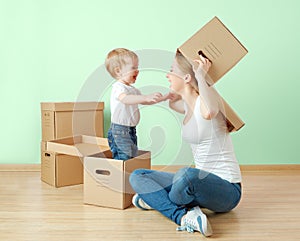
[0,170,299,241]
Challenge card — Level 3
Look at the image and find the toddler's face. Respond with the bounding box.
[119,57,139,85]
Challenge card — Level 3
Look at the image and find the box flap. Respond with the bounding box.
[178,16,248,85]
[41,102,104,112]
[47,135,110,157]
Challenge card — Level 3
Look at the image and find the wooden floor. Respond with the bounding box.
[0,168,300,241]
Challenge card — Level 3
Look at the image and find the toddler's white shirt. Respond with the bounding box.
[110,81,141,127]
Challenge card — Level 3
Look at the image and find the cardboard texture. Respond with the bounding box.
[41,102,104,141]
[84,150,151,209]
[40,102,105,187]
[178,16,248,85]
[46,135,151,209]
[43,135,109,188]
[41,150,83,187]
[178,16,247,132]
[46,135,110,156]
[220,97,245,132]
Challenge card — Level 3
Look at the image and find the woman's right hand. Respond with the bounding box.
[192,55,212,80]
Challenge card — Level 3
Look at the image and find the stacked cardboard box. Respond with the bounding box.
[40,102,105,187]
[41,103,151,209]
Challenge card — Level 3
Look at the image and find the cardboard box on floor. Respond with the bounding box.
[41,138,109,187]
[84,150,151,209]
[46,135,151,209]
[178,16,247,132]
[41,148,84,187]
[41,102,104,141]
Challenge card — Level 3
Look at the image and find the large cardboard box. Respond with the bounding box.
[47,135,151,209]
[42,135,110,187]
[41,102,104,141]
[178,16,248,85]
[178,16,247,132]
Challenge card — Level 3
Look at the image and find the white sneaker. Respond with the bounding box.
[132,194,153,210]
[177,206,213,237]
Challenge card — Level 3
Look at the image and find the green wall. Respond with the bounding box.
[1,0,299,165]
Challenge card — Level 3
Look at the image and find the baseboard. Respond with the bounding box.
[240,164,300,171]
[0,164,40,172]
[0,164,299,172]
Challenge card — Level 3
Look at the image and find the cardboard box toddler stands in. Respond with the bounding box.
[47,135,151,209]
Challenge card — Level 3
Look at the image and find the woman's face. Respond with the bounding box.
[166,59,185,93]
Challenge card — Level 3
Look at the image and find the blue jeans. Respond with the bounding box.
[129,167,242,225]
[107,123,138,160]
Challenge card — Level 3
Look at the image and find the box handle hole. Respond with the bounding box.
[95,170,110,176]
[198,50,212,63]
[45,153,51,157]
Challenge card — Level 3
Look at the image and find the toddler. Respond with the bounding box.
[105,48,169,160]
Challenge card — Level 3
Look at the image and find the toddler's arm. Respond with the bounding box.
[119,92,164,105]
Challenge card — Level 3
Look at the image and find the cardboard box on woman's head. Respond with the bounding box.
[178,16,247,132]
[178,16,248,86]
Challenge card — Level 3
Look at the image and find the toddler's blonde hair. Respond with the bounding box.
[105,48,138,79]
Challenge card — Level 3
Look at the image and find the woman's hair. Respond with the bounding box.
[175,51,199,93]
[105,48,138,78]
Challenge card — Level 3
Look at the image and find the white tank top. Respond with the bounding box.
[182,96,242,183]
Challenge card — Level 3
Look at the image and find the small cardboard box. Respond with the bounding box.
[47,135,151,209]
[84,150,151,209]
[41,102,104,141]
[42,135,110,187]
[178,16,248,85]
[41,149,84,187]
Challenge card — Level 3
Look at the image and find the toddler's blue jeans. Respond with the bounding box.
[107,123,138,160]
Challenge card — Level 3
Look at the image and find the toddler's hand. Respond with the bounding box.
[168,92,181,102]
[159,92,172,102]
[146,92,163,104]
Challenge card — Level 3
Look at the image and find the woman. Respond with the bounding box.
[129,51,242,237]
